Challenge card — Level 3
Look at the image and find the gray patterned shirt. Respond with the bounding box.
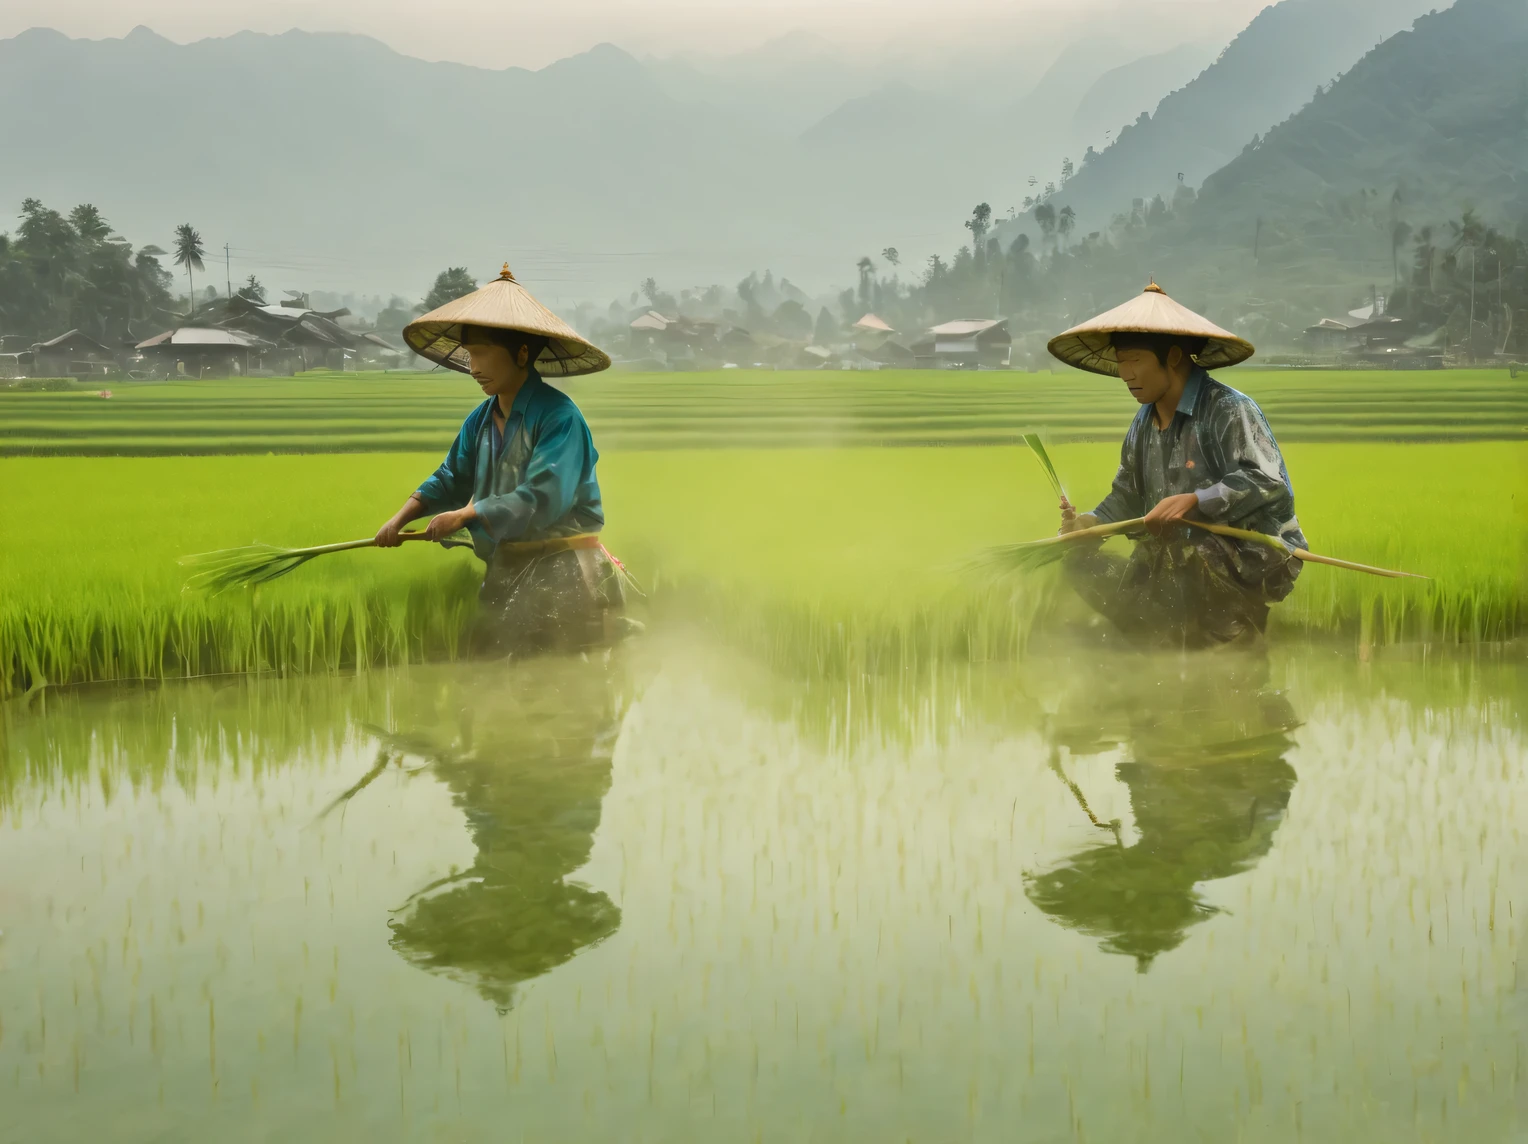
[1091,368,1307,583]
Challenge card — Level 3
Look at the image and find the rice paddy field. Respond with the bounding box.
[1,367,1522,454]
[1,368,1525,1141]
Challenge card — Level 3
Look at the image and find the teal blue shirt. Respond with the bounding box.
[415,370,604,562]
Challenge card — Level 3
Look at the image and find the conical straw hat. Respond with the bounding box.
[1047,283,1254,377]
[404,264,611,377]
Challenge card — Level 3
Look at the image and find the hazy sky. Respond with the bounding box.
[3,0,1269,69]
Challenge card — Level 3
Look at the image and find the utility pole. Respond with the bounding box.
[224,243,232,299]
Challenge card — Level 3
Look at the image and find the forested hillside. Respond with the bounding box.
[840,0,1527,358]
[1024,0,1439,234]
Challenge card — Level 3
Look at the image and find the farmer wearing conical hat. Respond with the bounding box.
[375,265,626,656]
[1048,284,1307,647]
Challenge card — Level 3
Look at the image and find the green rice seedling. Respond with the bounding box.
[1021,432,1067,500]
[1,437,1521,697]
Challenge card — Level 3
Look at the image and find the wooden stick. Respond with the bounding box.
[278,531,432,557]
[1288,548,1429,580]
[1183,520,1429,580]
[1025,517,1149,547]
[1030,517,1426,580]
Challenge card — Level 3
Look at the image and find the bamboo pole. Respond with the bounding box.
[1014,517,1428,580]
[285,531,433,557]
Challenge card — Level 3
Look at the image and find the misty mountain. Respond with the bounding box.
[1069,43,1218,153]
[1030,0,1443,234]
[645,32,905,137]
[1046,0,1528,328]
[1191,0,1528,244]
[0,26,812,302]
[792,35,1207,220]
[798,82,966,151]
[0,1,1442,308]
[0,22,1215,304]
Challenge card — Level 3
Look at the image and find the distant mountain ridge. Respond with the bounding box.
[1194,0,1528,234]
[1029,0,1441,234]
[1038,0,1528,329]
[0,22,1204,301]
[1070,43,1218,152]
[0,3,1450,305]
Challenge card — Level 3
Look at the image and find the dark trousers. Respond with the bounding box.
[473,545,626,659]
[1064,535,1298,650]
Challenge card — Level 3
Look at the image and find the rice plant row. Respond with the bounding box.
[2,369,1521,456]
[2,441,1521,697]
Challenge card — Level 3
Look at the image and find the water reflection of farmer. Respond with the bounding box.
[1025,659,1300,971]
[385,657,627,1010]
[373,265,627,657]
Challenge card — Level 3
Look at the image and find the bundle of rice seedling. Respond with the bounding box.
[180,533,431,593]
[971,516,1144,575]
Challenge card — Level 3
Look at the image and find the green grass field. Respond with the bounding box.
[1,368,1522,455]
[3,437,1522,697]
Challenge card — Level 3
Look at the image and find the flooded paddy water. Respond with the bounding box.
[1,633,1521,1142]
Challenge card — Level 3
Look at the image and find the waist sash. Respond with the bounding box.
[491,533,603,563]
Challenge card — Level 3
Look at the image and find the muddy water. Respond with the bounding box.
[0,639,1521,1142]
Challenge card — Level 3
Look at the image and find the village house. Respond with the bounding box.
[0,334,34,379]
[852,314,895,335]
[135,296,400,376]
[30,329,119,378]
[928,319,1012,369]
[134,327,274,378]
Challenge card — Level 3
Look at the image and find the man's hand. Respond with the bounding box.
[1058,496,1099,536]
[374,516,408,548]
[424,506,476,542]
[1143,492,1200,535]
[376,493,426,547]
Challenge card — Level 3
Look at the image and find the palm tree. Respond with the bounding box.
[172,224,206,315]
[1058,206,1077,250]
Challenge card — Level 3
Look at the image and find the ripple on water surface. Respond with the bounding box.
[0,641,1522,1142]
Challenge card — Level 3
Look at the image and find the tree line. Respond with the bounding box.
[0,199,281,347]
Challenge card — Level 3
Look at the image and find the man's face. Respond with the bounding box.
[464,336,529,398]
[1116,347,1172,406]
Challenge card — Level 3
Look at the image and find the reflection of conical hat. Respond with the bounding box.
[1047,283,1254,377]
[404,264,611,377]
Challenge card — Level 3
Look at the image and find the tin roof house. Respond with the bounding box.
[928,319,1011,369]
[31,329,119,378]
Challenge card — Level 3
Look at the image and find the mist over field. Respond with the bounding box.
[2,5,1526,1141]
[0,0,1453,302]
[0,0,1522,365]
